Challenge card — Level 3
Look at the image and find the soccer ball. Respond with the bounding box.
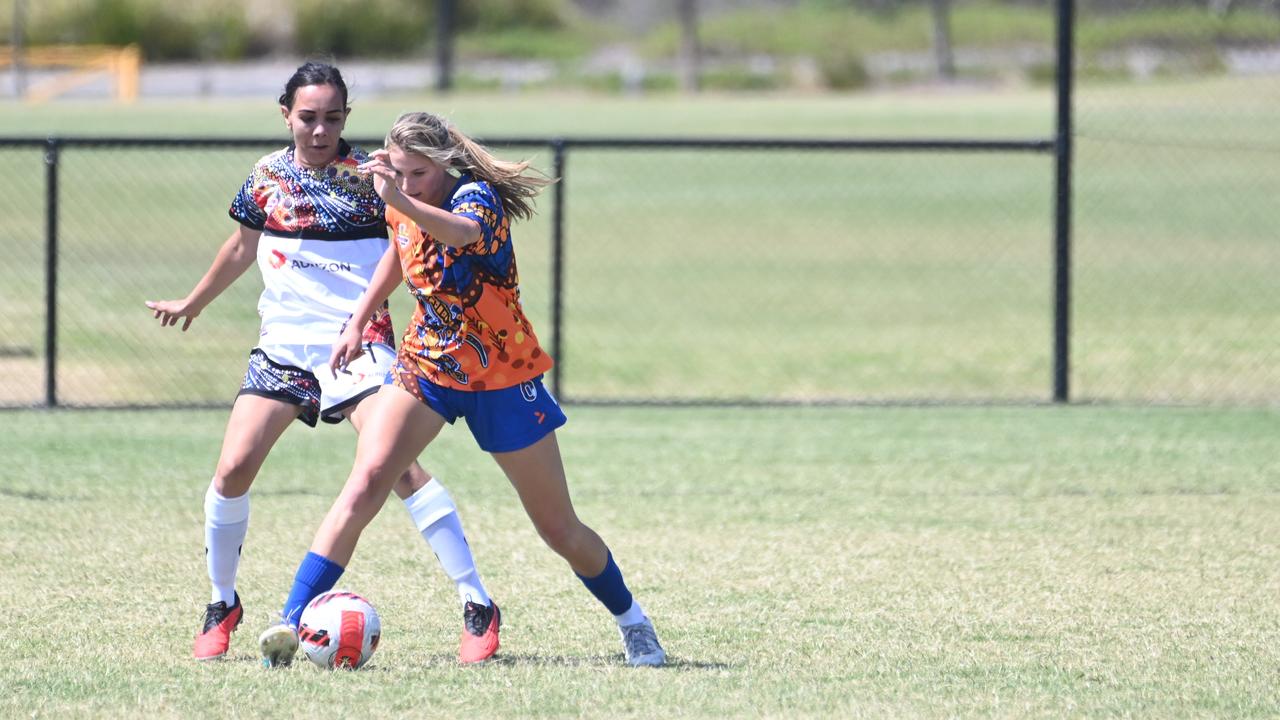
[298,590,381,670]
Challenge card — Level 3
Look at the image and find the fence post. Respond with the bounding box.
[44,137,59,408]
[435,0,455,92]
[1053,0,1074,403]
[549,138,566,402]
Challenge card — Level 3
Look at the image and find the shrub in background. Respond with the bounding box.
[702,65,784,91]
[817,46,872,90]
[457,0,572,32]
[28,0,254,61]
[293,0,430,58]
[291,0,580,59]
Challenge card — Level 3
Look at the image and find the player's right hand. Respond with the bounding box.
[145,299,198,331]
[358,149,399,203]
[328,326,366,378]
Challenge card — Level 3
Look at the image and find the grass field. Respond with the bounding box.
[0,75,1276,407]
[1,74,1277,717]
[1,404,1278,717]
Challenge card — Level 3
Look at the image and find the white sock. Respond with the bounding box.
[204,483,249,606]
[404,481,491,607]
[613,600,648,628]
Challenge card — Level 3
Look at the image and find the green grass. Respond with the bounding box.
[1,405,1279,717]
[0,75,1276,407]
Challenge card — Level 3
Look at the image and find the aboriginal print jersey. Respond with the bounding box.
[387,174,552,391]
[229,141,393,349]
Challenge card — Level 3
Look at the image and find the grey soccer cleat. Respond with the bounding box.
[258,623,299,668]
[619,618,666,667]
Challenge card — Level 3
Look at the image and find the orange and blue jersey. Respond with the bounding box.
[387,173,553,391]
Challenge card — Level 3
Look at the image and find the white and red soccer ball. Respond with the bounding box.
[298,590,381,669]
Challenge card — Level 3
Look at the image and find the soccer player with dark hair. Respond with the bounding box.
[146,63,500,665]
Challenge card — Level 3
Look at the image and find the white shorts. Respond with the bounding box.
[237,342,394,426]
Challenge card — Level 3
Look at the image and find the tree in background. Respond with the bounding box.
[10,0,27,95]
[677,0,701,92]
[930,0,956,80]
[437,0,456,92]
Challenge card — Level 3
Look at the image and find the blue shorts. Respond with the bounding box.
[391,367,567,453]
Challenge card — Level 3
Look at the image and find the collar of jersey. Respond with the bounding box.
[285,139,352,168]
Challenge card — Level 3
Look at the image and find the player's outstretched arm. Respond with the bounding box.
[329,242,404,376]
[145,225,262,331]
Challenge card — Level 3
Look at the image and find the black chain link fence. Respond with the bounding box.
[550,139,1057,404]
[1,0,1276,408]
[0,141,279,408]
[0,136,1064,408]
[1070,2,1280,405]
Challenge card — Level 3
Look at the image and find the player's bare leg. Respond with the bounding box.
[347,395,501,662]
[195,395,299,661]
[212,395,301,497]
[492,433,665,667]
[312,386,446,566]
[345,400,431,501]
[492,433,607,575]
[260,387,447,667]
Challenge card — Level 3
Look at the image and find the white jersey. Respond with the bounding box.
[253,235,387,347]
[229,141,394,357]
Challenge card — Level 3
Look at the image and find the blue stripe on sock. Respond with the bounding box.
[282,552,345,627]
[576,550,633,616]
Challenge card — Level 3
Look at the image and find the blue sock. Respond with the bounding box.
[575,551,633,616]
[281,552,345,627]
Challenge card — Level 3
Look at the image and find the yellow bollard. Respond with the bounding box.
[116,44,141,103]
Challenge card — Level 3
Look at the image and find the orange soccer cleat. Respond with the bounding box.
[193,594,243,661]
[459,600,501,663]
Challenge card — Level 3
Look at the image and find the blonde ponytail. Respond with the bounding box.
[386,112,555,221]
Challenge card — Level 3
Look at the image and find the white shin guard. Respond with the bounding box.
[403,481,491,607]
[204,482,250,606]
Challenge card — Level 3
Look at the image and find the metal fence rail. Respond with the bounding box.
[3,1,1278,410]
[0,1,1081,409]
[0,129,1067,409]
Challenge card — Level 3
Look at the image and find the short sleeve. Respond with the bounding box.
[228,169,267,230]
[449,179,503,252]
